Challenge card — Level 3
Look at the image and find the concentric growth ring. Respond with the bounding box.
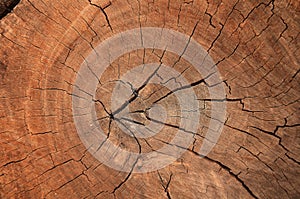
[72,27,226,173]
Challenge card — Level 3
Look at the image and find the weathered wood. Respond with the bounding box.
[0,0,299,198]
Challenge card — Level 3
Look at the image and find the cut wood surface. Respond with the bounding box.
[0,0,299,198]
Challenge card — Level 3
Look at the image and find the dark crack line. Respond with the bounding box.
[88,0,113,31]
[81,56,103,86]
[136,0,144,48]
[225,123,260,140]
[157,171,173,199]
[112,155,139,195]
[207,0,240,53]
[144,114,204,139]
[171,20,200,68]
[45,172,84,197]
[160,66,190,87]
[115,118,142,153]
[120,117,145,126]
[152,72,214,105]
[250,121,300,155]
[230,0,274,38]
[95,118,112,152]
[189,150,259,199]
[93,99,112,118]
[285,153,300,165]
[111,50,167,116]
[237,146,274,171]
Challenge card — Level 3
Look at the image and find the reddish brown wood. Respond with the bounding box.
[0,0,299,198]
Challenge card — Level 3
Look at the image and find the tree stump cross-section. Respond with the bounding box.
[0,0,299,198]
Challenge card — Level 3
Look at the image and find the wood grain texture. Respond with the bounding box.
[0,0,299,198]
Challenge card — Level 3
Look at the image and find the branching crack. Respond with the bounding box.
[88,0,113,31]
[157,171,173,199]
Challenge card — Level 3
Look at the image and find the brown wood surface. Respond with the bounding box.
[0,0,299,198]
